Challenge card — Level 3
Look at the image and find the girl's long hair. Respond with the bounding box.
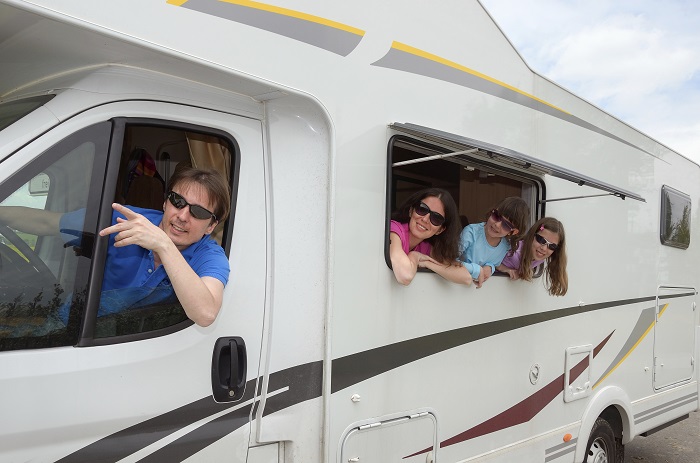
[392,188,461,263]
[487,196,530,253]
[517,216,568,296]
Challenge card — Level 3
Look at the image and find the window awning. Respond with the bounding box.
[390,122,645,202]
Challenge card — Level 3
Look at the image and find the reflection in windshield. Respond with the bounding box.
[0,95,55,132]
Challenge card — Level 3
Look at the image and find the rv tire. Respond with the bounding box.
[583,417,623,463]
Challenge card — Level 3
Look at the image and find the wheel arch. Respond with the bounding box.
[574,386,634,462]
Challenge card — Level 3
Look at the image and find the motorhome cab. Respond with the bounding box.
[0,1,697,462]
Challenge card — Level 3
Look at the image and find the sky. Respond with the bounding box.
[479,0,700,164]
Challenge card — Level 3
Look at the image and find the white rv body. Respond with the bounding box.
[0,1,697,463]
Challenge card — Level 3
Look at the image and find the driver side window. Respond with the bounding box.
[0,123,110,351]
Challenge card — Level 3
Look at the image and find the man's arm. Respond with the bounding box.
[99,203,224,326]
[153,244,224,327]
[0,206,62,235]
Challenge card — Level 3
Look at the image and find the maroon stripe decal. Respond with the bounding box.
[405,332,614,459]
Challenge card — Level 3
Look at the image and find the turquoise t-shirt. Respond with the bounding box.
[458,222,510,279]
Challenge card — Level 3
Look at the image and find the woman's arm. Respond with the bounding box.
[389,232,420,285]
[419,255,472,285]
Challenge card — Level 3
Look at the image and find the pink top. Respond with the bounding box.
[500,240,544,270]
[390,220,432,255]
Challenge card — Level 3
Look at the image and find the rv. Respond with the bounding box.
[0,0,697,462]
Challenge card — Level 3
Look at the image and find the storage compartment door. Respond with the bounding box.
[654,287,696,390]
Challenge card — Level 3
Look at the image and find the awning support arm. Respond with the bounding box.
[538,192,626,203]
[392,148,479,167]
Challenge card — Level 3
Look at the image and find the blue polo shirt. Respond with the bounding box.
[60,206,229,317]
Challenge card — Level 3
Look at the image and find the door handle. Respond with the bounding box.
[211,336,247,402]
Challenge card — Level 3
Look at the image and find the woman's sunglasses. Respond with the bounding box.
[489,209,515,233]
[167,191,217,221]
[414,201,446,227]
[535,233,558,251]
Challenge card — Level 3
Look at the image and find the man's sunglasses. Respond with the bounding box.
[167,191,217,221]
[414,201,446,227]
[489,209,515,233]
[535,233,558,251]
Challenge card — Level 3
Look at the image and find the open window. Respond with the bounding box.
[0,116,238,350]
[386,133,540,276]
[115,123,235,246]
[386,122,645,276]
[389,136,541,230]
[94,120,238,340]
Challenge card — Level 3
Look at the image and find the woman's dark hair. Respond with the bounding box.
[486,196,530,253]
[168,166,231,224]
[392,188,461,262]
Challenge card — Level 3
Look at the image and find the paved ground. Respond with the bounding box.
[624,410,700,462]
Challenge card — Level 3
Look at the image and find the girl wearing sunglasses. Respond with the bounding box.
[389,188,472,286]
[458,196,530,288]
[497,217,568,296]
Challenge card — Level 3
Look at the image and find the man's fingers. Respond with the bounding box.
[99,224,119,236]
[100,205,143,236]
[112,203,139,219]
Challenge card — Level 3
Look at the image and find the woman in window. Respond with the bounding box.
[389,188,471,286]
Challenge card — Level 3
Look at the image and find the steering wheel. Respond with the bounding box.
[0,222,58,287]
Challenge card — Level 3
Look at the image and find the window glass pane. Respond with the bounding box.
[0,123,109,351]
[660,186,691,249]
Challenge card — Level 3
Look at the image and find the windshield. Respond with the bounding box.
[0,95,55,132]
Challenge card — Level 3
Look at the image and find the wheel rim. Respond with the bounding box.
[587,436,609,463]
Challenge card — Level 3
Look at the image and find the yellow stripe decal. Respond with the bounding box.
[391,41,569,115]
[166,0,189,5]
[218,0,365,36]
[593,303,668,389]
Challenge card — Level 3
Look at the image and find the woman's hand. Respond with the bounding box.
[414,251,437,268]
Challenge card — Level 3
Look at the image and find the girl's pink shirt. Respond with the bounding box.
[500,240,544,270]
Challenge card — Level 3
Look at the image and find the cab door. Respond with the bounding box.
[0,100,266,462]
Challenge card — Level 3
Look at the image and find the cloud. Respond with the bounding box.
[480,0,700,162]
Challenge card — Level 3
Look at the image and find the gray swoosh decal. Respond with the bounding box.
[176,0,364,56]
[372,43,656,157]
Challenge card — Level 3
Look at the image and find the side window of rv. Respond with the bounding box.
[0,123,110,351]
[93,123,236,340]
[660,185,690,249]
[386,135,538,270]
[0,120,236,351]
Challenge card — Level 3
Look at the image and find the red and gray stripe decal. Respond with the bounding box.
[55,360,322,463]
[405,332,614,458]
[55,293,690,461]
[331,296,655,393]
